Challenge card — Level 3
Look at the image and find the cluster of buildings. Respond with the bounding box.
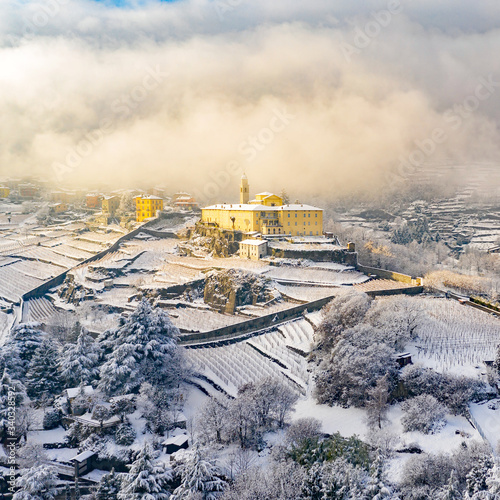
[200,174,325,260]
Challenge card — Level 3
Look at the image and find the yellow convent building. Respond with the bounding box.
[201,174,323,236]
[135,195,164,222]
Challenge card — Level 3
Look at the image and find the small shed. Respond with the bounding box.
[162,434,189,454]
[240,239,267,260]
[70,450,97,478]
[395,352,412,368]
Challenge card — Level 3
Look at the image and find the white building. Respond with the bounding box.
[240,239,268,260]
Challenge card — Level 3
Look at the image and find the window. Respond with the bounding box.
[308,213,310,217]
[288,222,290,226]
[295,213,297,218]
[308,222,310,225]
[295,222,297,226]
[288,213,290,218]
[315,213,318,217]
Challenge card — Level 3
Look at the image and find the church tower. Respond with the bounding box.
[240,173,249,204]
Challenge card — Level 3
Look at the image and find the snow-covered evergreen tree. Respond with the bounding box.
[171,448,227,500]
[0,342,24,381]
[4,322,44,377]
[60,329,102,387]
[94,468,122,500]
[436,470,462,500]
[13,464,58,500]
[99,300,184,395]
[466,455,494,496]
[118,442,171,500]
[25,339,62,399]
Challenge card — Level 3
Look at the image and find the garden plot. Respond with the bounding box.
[407,298,500,375]
[276,284,338,302]
[94,287,138,309]
[262,266,368,286]
[171,308,247,332]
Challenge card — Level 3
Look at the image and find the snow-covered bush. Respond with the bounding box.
[401,453,454,490]
[42,409,62,430]
[315,324,399,407]
[115,424,136,446]
[401,365,484,416]
[285,417,322,448]
[401,395,447,434]
[316,290,371,351]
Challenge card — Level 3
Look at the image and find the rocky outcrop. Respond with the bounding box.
[204,269,273,314]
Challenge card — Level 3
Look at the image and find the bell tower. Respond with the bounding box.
[240,173,249,204]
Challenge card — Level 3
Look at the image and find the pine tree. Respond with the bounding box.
[5,322,44,376]
[25,339,62,399]
[118,442,171,500]
[94,468,122,500]
[171,448,227,500]
[13,464,58,500]
[99,300,184,395]
[466,456,494,496]
[0,342,24,380]
[60,329,102,387]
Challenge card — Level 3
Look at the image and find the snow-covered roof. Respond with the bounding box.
[280,204,323,211]
[202,203,322,211]
[255,192,275,197]
[135,195,163,200]
[71,450,96,462]
[240,239,267,247]
[162,435,188,446]
[203,203,267,211]
[65,386,94,399]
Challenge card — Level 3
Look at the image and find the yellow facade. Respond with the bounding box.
[102,196,120,215]
[135,195,164,222]
[0,187,10,198]
[201,176,323,237]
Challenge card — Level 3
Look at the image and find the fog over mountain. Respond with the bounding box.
[1,0,500,201]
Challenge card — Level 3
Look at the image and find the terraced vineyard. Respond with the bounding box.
[184,316,315,398]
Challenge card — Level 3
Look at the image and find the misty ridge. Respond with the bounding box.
[1,0,500,200]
